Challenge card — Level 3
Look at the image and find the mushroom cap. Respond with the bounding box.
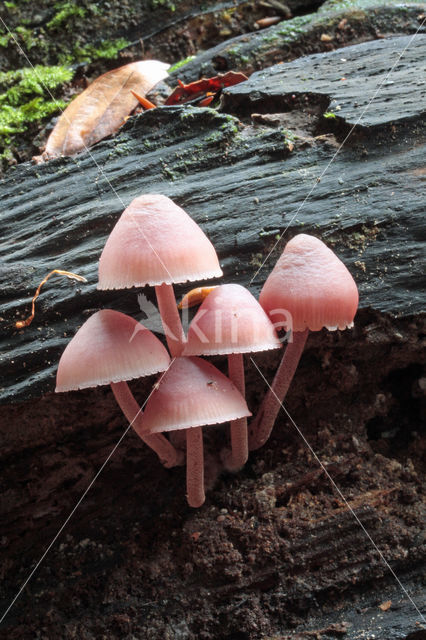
[56,309,171,392]
[259,234,359,332]
[98,194,223,289]
[183,284,282,356]
[141,356,251,434]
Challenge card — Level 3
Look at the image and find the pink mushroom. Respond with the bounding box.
[249,234,359,451]
[141,356,251,507]
[97,194,223,356]
[183,284,281,470]
[56,309,183,468]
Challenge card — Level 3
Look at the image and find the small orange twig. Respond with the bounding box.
[177,286,217,310]
[131,90,156,110]
[16,269,87,329]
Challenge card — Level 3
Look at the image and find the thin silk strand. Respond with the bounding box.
[110,381,183,468]
[248,329,309,451]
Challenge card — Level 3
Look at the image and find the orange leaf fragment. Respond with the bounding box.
[178,286,218,310]
[35,60,169,161]
[165,71,248,106]
[131,90,157,110]
[198,93,215,107]
[16,269,87,329]
[379,600,392,612]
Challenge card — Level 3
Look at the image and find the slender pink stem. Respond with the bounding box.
[248,329,309,451]
[110,381,183,468]
[225,353,248,470]
[186,426,205,507]
[155,283,186,357]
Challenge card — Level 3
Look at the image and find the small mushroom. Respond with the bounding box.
[98,194,223,357]
[249,234,359,450]
[183,284,281,470]
[141,356,251,507]
[56,309,183,468]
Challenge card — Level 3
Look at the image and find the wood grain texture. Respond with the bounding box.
[223,35,426,126]
[1,35,425,405]
[161,0,426,86]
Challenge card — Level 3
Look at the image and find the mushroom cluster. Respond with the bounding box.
[56,194,358,507]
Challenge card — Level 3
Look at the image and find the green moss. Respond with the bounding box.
[226,45,251,66]
[150,0,177,11]
[276,14,312,38]
[108,141,131,159]
[168,56,195,73]
[59,37,130,65]
[162,162,179,181]
[204,131,223,144]
[47,2,87,30]
[226,45,242,57]
[0,64,73,154]
[261,33,280,44]
[220,121,238,136]
[0,25,39,50]
[323,111,337,119]
[237,54,250,65]
[280,128,296,146]
[0,1,131,72]
[319,0,411,12]
[0,97,67,136]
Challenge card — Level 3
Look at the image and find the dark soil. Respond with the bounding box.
[0,310,425,638]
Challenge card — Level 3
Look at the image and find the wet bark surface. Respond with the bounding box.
[0,10,425,640]
[160,0,426,87]
[1,35,425,403]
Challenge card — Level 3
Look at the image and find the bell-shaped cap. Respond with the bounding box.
[98,194,223,289]
[56,309,171,392]
[141,357,251,434]
[183,284,282,356]
[259,234,359,332]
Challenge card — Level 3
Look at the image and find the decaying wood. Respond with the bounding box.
[160,0,425,86]
[0,34,425,640]
[1,35,424,404]
[222,35,426,127]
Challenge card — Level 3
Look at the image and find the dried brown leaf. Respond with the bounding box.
[37,60,169,161]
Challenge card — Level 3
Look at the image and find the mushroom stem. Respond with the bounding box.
[248,329,309,451]
[186,426,205,507]
[224,353,248,471]
[110,381,184,468]
[155,283,186,357]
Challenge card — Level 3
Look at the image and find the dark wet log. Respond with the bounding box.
[1,35,425,404]
[223,34,426,127]
[161,0,425,85]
